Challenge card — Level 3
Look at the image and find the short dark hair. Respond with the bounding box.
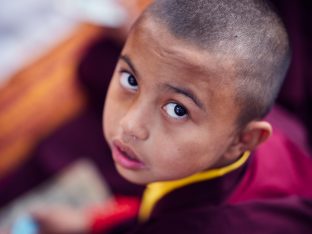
[144,0,291,125]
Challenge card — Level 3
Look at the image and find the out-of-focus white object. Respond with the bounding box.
[0,0,126,85]
[0,0,77,85]
[59,0,127,27]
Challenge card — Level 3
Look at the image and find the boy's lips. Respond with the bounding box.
[112,140,146,170]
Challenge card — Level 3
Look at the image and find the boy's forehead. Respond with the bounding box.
[128,17,204,70]
[127,15,238,79]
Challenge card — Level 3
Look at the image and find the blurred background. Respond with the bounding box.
[0,0,151,228]
[0,0,310,228]
[0,0,128,84]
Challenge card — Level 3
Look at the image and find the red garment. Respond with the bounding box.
[91,197,140,234]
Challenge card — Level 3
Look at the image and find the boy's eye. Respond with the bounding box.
[120,71,138,92]
[163,103,188,120]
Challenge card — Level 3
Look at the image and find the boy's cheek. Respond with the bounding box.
[103,103,118,142]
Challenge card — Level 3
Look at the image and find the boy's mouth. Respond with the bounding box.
[112,140,146,170]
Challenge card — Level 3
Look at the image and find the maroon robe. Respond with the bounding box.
[104,129,312,234]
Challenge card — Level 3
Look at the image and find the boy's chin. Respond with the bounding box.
[115,164,151,185]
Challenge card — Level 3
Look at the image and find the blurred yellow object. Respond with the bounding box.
[0,24,104,178]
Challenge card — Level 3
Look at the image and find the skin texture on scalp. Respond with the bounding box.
[146,0,290,125]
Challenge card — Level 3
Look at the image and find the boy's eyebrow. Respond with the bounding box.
[119,55,138,76]
[165,84,205,111]
[119,54,204,110]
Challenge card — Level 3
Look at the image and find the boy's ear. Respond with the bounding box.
[224,120,272,161]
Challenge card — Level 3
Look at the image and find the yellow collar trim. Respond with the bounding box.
[139,151,250,221]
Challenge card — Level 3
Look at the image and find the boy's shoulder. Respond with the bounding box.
[229,128,312,203]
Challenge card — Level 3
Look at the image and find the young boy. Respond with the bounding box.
[31,0,312,233]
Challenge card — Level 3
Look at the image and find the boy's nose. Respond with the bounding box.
[120,103,150,141]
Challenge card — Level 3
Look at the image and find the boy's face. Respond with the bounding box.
[103,18,242,184]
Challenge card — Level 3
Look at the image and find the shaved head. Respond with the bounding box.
[141,0,290,125]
